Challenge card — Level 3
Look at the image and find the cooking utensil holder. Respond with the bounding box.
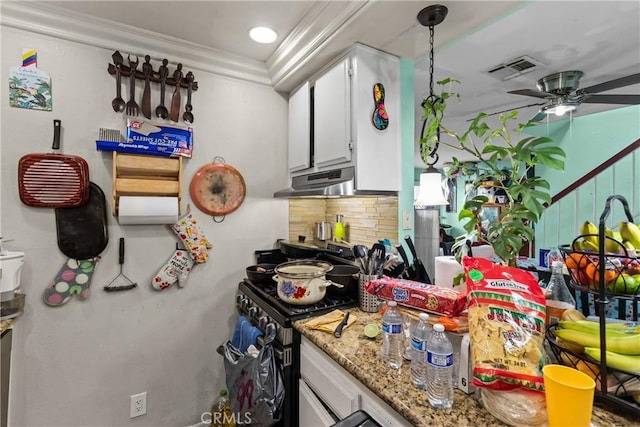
[359,274,381,313]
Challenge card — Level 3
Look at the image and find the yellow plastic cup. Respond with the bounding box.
[543,364,596,427]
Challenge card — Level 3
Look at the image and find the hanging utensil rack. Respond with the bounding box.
[107,51,198,122]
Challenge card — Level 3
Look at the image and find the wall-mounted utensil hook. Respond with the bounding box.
[107,51,198,121]
[107,52,198,91]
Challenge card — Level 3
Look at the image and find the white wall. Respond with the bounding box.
[1,26,289,426]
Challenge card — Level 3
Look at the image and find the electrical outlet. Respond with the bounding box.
[130,392,147,418]
[402,210,412,230]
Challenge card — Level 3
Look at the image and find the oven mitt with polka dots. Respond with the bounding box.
[170,213,213,263]
[152,249,194,290]
[43,258,99,307]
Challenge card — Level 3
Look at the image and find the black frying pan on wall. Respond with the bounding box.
[55,182,108,259]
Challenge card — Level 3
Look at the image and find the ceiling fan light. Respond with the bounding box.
[414,167,449,207]
[542,102,579,116]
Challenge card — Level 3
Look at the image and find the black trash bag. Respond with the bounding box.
[222,323,284,427]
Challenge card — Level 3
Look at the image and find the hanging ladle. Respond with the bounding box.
[111,51,125,113]
[182,71,194,123]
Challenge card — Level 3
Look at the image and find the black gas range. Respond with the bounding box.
[236,277,358,426]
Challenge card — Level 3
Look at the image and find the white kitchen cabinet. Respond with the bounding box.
[285,43,401,193]
[300,335,361,419]
[288,81,311,173]
[314,58,352,168]
[300,335,412,427]
[298,379,336,427]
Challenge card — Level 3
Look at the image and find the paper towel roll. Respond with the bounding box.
[435,256,465,291]
[118,196,179,225]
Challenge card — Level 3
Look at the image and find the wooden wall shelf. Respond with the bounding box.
[112,152,182,217]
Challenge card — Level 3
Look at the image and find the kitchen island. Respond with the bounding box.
[293,307,639,427]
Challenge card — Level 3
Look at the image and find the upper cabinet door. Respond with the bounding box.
[314,58,352,168]
[288,82,311,173]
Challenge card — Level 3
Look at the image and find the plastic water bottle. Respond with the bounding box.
[545,260,576,325]
[426,323,454,409]
[546,247,563,268]
[410,312,431,388]
[381,301,403,369]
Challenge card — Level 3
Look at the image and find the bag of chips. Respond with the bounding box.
[463,257,546,392]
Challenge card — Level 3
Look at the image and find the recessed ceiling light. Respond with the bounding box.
[249,26,277,44]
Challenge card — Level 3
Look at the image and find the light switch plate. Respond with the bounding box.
[402,211,411,230]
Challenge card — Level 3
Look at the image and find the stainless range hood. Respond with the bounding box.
[274,167,398,198]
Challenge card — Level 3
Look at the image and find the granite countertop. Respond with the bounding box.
[293,307,639,427]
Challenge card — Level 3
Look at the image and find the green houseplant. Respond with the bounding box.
[419,78,567,267]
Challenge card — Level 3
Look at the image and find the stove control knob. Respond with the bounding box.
[258,316,269,330]
[265,323,277,338]
[248,306,258,319]
[236,295,248,310]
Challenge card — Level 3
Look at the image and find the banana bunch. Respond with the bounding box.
[574,221,599,252]
[620,221,640,252]
[554,319,640,375]
[575,220,640,254]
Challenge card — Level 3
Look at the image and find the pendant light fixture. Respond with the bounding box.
[414,4,449,207]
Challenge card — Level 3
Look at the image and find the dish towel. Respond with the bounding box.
[304,309,357,334]
[231,316,263,354]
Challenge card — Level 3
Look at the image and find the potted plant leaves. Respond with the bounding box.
[419,78,566,267]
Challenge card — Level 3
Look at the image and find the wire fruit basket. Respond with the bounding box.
[546,324,640,415]
[559,200,640,307]
[550,195,640,416]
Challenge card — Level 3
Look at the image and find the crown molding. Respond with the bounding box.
[0,1,376,93]
[0,1,271,86]
[267,0,373,92]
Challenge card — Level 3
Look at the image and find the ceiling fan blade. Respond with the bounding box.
[582,94,640,105]
[508,89,550,99]
[579,73,640,94]
[465,102,545,122]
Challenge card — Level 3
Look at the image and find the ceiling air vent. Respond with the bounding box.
[486,55,542,81]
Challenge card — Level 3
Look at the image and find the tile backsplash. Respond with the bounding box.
[288,197,398,246]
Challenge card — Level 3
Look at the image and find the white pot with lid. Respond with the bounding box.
[273,260,342,305]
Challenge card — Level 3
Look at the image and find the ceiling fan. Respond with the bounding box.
[506,70,640,122]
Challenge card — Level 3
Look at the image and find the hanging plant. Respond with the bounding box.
[419,78,566,266]
[442,162,460,178]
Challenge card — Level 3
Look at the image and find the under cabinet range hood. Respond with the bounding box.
[274,167,397,198]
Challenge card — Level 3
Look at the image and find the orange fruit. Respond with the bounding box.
[566,253,589,270]
[604,269,617,284]
[565,255,578,270]
[583,261,617,288]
